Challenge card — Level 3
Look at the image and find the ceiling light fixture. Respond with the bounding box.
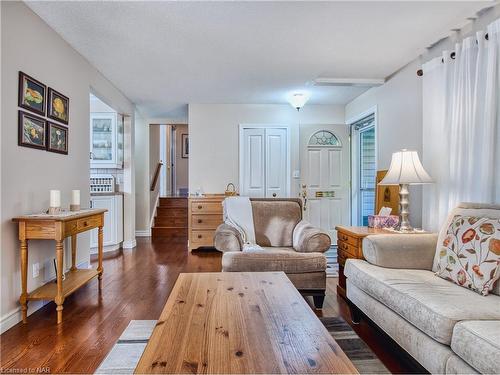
[288,93,310,111]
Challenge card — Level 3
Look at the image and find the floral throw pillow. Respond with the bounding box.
[436,215,500,296]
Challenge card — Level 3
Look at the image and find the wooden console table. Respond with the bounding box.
[12,209,107,324]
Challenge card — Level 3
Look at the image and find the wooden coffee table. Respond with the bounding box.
[135,272,357,374]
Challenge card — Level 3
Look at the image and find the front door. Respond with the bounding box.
[300,124,350,241]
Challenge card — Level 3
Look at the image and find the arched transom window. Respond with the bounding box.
[308,130,341,147]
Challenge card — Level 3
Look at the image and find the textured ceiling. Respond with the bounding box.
[27,1,493,120]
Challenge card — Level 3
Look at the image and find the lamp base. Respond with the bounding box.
[396,183,412,232]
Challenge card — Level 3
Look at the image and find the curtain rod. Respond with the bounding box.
[417,32,489,77]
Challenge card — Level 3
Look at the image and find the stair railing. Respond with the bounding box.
[150,161,163,191]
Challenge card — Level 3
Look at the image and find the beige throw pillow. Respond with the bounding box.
[435,215,500,296]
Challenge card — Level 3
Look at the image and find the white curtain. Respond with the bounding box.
[422,18,500,231]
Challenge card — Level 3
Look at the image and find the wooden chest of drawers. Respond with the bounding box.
[336,226,396,299]
[188,195,225,252]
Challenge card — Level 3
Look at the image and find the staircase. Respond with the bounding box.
[151,197,188,241]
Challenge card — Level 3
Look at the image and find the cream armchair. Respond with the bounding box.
[214,198,331,308]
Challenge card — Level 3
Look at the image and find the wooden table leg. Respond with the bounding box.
[70,234,77,271]
[20,239,28,324]
[55,240,64,324]
[97,225,103,290]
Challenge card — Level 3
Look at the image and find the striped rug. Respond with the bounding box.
[96,318,389,374]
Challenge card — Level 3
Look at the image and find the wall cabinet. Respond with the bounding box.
[90,112,124,169]
[90,194,123,253]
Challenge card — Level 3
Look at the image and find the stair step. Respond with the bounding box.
[156,207,187,217]
[155,216,188,227]
[152,227,188,239]
[159,197,188,208]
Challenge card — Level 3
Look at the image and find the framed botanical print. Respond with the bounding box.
[47,87,69,125]
[47,122,68,155]
[18,72,46,116]
[18,111,47,150]
[181,133,189,158]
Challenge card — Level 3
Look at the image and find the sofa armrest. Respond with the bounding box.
[293,220,331,253]
[362,233,438,270]
[214,224,243,253]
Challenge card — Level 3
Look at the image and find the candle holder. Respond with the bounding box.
[70,204,81,212]
[48,207,61,215]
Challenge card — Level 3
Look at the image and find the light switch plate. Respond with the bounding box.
[293,170,300,178]
[32,262,40,278]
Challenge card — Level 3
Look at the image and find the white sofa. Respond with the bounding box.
[345,203,500,374]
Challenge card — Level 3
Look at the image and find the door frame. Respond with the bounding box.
[346,105,378,226]
[238,124,291,198]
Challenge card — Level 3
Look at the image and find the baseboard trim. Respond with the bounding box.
[135,230,151,237]
[0,261,90,334]
[122,239,137,249]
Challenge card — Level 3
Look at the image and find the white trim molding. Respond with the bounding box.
[135,230,151,237]
[122,239,137,249]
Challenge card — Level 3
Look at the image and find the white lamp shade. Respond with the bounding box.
[380,149,433,185]
[288,93,310,110]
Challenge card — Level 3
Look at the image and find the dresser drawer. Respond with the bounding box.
[191,201,223,214]
[77,216,101,231]
[191,230,215,246]
[191,214,223,230]
[337,240,359,258]
[337,232,359,247]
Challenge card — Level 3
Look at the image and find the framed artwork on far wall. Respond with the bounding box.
[18,110,47,150]
[47,122,68,155]
[18,71,46,116]
[181,133,189,158]
[47,87,69,125]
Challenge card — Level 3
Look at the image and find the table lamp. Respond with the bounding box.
[379,149,433,232]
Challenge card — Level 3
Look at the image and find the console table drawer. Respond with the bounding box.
[191,202,223,214]
[191,230,215,247]
[77,216,101,231]
[191,214,223,230]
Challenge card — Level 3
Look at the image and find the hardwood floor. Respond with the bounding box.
[0,237,422,374]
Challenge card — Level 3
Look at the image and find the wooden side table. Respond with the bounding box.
[12,209,107,324]
[335,226,397,299]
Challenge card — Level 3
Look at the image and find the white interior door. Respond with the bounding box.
[241,128,265,197]
[240,126,289,198]
[265,128,287,198]
[300,125,350,241]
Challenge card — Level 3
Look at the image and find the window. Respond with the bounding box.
[308,130,340,146]
[352,114,376,226]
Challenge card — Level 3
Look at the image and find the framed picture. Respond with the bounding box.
[47,87,69,124]
[181,133,189,158]
[18,72,47,116]
[47,122,68,155]
[18,111,47,150]
[375,169,399,215]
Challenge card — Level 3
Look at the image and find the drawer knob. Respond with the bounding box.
[197,219,202,224]
[197,234,202,239]
[83,221,88,227]
[198,205,202,209]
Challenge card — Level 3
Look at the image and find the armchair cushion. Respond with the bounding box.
[214,224,243,253]
[222,248,327,273]
[362,233,438,270]
[292,220,331,253]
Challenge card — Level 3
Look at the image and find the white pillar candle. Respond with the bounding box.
[71,190,80,205]
[50,190,61,207]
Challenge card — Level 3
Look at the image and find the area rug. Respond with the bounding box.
[96,318,389,374]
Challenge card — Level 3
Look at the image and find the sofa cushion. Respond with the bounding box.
[222,247,326,273]
[251,199,302,247]
[435,215,500,296]
[433,203,500,297]
[451,321,500,375]
[292,220,331,253]
[345,259,500,345]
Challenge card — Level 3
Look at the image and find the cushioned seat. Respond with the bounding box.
[222,248,327,273]
[345,259,500,345]
[451,321,500,374]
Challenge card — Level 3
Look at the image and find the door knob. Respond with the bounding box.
[272,193,277,197]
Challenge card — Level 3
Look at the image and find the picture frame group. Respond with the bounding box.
[18,71,69,154]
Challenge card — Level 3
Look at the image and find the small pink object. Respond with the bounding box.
[368,215,400,229]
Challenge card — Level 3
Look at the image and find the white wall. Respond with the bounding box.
[0,2,135,333]
[188,104,345,197]
[174,124,189,193]
[345,60,424,227]
[134,112,150,233]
